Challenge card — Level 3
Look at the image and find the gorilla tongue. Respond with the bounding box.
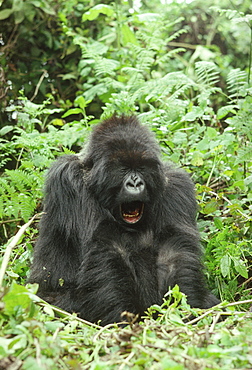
[121,201,144,224]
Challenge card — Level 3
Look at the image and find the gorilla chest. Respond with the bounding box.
[113,230,159,283]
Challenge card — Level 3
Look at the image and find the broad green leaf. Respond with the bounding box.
[82,4,114,22]
[217,105,237,119]
[44,321,64,332]
[75,95,90,110]
[121,24,139,46]
[214,217,224,230]
[62,108,83,118]
[0,8,13,20]
[244,175,252,187]
[3,283,32,316]
[191,151,204,166]
[51,118,64,126]
[14,10,25,24]
[62,73,77,80]
[196,137,210,151]
[168,312,184,324]
[0,338,10,357]
[206,126,218,139]
[12,0,23,12]
[43,305,55,316]
[0,125,13,136]
[235,263,248,279]
[232,257,248,279]
[220,255,231,278]
[184,106,204,121]
[203,201,218,214]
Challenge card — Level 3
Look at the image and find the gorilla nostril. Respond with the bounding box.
[125,174,145,194]
[136,179,144,188]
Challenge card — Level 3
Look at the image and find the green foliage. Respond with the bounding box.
[0,169,41,222]
[0,284,252,369]
[0,0,252,367]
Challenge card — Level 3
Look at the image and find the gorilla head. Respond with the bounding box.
[84,116,166,227]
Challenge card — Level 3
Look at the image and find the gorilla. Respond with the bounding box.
[29,115,219,325]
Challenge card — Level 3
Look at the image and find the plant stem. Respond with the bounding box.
[248,27,252,85]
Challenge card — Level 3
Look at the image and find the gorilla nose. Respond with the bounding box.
[125,174,145,194]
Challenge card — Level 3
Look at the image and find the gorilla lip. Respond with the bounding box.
[121,201,144,224]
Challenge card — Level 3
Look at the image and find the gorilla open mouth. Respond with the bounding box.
[120,201,144,224]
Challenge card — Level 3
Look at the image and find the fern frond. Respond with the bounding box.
[166,28,187,43]
[93,57,120,77]
[226,68,247,101]
[136,15,186,52]
[210,7,241,20]
[121,66,142,76]
[0,177,16,198]
[102,91,137,117]
[5,170,40,192]
[19,193,36,222]
[0,169,42,221]
[145,72,194,102]
[0,178,12,218]
[195,61,219,87]
[132,44,155,72]
[195,61,221,105]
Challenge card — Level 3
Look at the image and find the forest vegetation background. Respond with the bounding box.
[0,0,252,368]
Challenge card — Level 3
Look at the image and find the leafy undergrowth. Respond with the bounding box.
[1,281,252,370]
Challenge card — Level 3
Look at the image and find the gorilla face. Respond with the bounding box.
[88,153,165,227]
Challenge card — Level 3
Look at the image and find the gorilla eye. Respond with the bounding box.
[120,201,144,224]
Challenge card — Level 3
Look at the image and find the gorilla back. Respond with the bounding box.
[29,115,219,325]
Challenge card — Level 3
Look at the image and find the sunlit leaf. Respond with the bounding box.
[82,4,114,22]
[220,255,231,278]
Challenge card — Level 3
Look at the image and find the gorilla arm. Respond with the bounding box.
[157,233,219,308]
[156,166,220,309]
[28,155,85,300]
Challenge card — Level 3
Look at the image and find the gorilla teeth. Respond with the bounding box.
[121,201,144,224]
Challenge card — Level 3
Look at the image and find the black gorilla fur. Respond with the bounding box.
[29,115,219,325]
